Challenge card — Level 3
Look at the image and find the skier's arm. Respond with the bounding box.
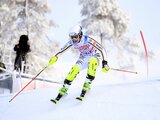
[48,41,72,66]
[54,41,72,57]
[88,37,111,72]
[88,37,107,60]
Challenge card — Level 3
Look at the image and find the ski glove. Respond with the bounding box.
[48,56,58,66]
[102,60,111,72]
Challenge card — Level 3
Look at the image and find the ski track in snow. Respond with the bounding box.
[0,79,160,120]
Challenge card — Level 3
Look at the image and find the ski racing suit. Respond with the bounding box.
[54,35,108,98]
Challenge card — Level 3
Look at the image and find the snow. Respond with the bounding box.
[0,1,160,120]
[0,77,160,120]
[0,50,159,120]
[0,49,159,120]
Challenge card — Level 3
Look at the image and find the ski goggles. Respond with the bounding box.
[69,32,79,39]
[70,34,79,39]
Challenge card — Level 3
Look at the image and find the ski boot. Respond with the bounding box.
[51,86,68,104]
[76,82,91,101]
[76,90,86,101]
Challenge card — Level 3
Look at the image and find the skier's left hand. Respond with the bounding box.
[48,56,58,66]
[102,60,111,72]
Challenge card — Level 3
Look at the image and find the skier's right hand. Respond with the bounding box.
[102,60,111,73]
[48,56,58,66]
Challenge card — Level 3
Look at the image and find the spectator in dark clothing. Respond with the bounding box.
[14,35,30,72]
[0,62,6,73]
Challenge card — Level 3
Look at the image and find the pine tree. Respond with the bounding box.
[79,0,153,69]
[0,0,17,68]
[0,0,59,74]
[79,0,129,44]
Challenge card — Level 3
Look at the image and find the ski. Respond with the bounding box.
[50,94,86,104]
[50,89,87,104]
[76,96,84,101]
[76,89,87,101]
[50,93,68,104]
[50,99,58,104]
[50,94,63,104]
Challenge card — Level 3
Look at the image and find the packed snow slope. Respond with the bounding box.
[0,79,160,120]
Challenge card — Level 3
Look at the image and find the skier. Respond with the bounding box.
[14,35,30,72]
[49,25,111,103]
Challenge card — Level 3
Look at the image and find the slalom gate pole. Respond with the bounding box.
[111,68,138,74]
[140,30,149,79]
[9,65,48,102]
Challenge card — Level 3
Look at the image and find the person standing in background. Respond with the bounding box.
[14,35,30,72]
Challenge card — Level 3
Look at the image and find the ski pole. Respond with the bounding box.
[111,68,138,74]
[9,65,48,102]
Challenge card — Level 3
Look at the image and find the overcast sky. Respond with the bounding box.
[47,0,160,51]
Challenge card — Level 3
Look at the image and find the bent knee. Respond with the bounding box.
[87,58,98,77]
[66,64,80,81]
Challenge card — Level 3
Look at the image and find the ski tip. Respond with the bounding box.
[50,99,58,104]
[76,96,83,101]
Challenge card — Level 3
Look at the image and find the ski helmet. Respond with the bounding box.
[69,25,83,39]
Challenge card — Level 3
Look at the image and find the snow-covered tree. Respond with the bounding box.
[79,0,153,69]
[0,0,59,74]
[79,0,129,44]
[0,0,17,67]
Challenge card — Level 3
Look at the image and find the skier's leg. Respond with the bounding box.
[60,64,80,94]
[79,57,98,98]
[52,64,80,103]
